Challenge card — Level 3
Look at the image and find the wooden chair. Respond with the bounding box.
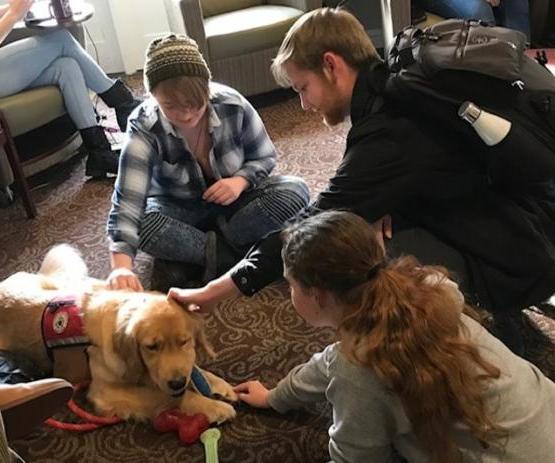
[0,112,36,218]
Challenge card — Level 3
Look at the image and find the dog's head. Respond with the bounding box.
[112,293,214,397]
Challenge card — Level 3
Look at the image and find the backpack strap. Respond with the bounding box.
[388,26,422,73]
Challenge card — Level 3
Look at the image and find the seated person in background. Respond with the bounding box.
[415,0,530,38]
[169,8,555,355]
[107,34,309,292]
[235,211,555,463]
[0,0,140,178]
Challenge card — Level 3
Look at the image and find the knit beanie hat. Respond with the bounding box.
[144,34,211,92]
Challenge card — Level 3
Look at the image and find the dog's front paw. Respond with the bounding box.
[201,370,239,403]
[203,399,236,424]
[212,380,238,403]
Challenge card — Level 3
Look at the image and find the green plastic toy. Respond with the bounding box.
[200,428,221,463]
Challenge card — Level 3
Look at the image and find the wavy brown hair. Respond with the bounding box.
[281,211,505,462]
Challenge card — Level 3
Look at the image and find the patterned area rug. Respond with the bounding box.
[1,84,554,462]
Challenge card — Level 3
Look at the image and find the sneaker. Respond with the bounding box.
[0,378,73,440]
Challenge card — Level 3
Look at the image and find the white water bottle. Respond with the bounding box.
[458,101,512,146]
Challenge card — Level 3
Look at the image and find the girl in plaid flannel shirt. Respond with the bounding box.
[107,34,309,292]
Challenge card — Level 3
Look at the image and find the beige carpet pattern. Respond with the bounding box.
[1,93,554,462]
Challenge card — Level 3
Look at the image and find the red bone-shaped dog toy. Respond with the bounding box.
[153,409,210,445]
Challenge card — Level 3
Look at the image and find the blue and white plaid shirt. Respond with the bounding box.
[107,82,277,258]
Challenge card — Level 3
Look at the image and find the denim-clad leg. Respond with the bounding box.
[0,29,114,128]
[218,175,310,249]
[138,197,218,265]
[138,175,309,265]
[417,0,495,23]
[386,225,524,354]
[495,0,530,38]
[27,57,97,129]
[0,29,113,96]
[417,0,529,37]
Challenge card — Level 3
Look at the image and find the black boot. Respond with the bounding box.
[80,126,119,178]
[98,79,142,132]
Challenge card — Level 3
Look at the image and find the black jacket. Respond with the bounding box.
[231,61,555,312]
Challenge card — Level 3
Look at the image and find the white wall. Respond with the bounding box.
[83,0,124,74]
[106,0,170,75]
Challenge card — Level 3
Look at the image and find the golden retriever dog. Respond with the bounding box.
[0,245,237,423]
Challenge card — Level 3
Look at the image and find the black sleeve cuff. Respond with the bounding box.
[230,230,284,296]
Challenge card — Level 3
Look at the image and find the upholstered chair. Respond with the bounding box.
[163,0,322,96]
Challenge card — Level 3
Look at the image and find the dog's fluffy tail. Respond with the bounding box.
[39,244,88,288]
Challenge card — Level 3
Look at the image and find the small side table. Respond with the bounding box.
[24,1,94,30]
[0,114,37,219]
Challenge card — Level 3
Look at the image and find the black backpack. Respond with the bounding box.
[386,19,555,189]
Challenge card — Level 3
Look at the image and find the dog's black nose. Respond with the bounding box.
[168,377,186,391]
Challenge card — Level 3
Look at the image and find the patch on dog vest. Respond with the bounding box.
[41,295,89,359]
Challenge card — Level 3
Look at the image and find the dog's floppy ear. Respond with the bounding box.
[190,314,215,359]
[112,308,146,384]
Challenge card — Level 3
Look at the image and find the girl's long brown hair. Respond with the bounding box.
[282,211,505,462]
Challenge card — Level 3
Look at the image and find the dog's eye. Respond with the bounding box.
[145,343,159,351]
[179,339,190,347]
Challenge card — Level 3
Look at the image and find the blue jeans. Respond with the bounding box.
[418,0,530,38]
[138,175,310,265]
[0,29,114,129]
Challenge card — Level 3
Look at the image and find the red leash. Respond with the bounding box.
[45,382,123,432]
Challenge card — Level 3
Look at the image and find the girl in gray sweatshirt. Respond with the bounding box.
[234,210,555,463]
